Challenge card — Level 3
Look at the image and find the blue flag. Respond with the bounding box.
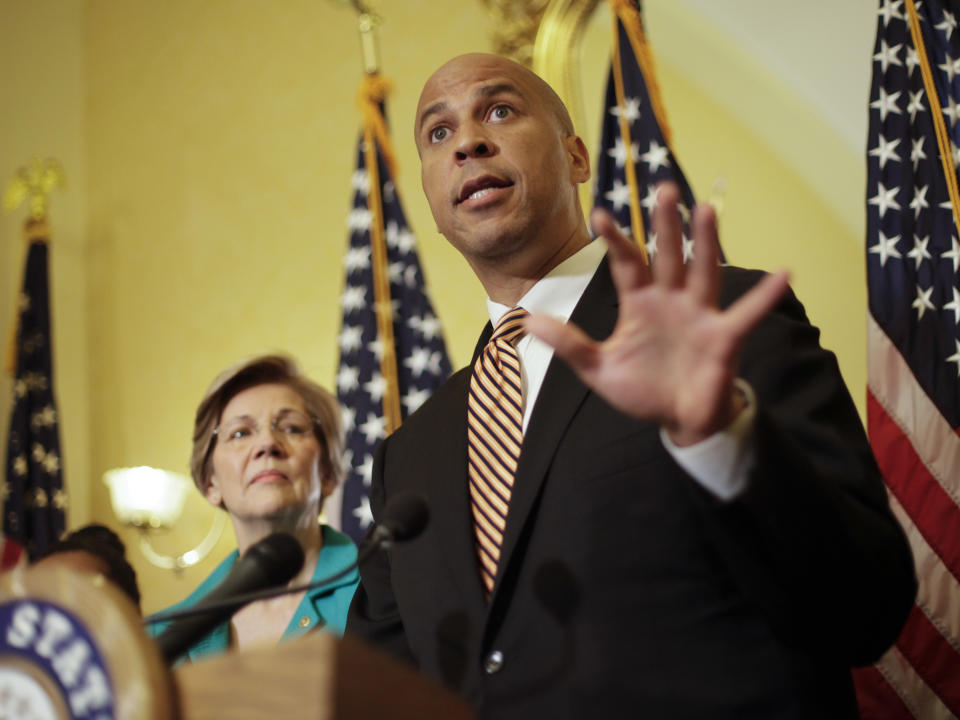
[593,0,699,260]
[337,80,452,543]
[4,224,67,559]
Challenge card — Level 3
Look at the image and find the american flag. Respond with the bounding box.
[3,223,67,560]
[856,0,960,717]
[337,80,452,543]
[593,0,698,260]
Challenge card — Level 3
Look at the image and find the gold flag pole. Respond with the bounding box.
[3,158,64,375]
[346,2,403,433]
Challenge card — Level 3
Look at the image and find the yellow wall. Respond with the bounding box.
[2,1,866,615]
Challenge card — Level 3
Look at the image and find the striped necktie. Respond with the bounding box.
[468,306,528,596]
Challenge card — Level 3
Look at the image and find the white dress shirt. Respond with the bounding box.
[485,240,755,501]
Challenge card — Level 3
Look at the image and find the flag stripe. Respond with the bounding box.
[875,645,957,720]
[852,664,916,720]
[867,315,960,498]
[868,391,960,583]
[887,487,960,649]
[896,604,960,713]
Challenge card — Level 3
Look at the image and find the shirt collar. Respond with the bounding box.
[486,239,606,327]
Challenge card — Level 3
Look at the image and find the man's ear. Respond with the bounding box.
[566,135,591,185]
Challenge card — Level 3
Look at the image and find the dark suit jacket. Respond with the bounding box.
[347,259,916,719]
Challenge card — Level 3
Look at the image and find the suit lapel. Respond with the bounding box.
[492,256,618,599]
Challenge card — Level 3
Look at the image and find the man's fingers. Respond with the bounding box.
[590,207,650,293]
[688,204,720,307]
[651,183,684,288]
[724,270,791,343]
[523,314,600,380]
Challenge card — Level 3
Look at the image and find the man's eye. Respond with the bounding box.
[429,127,448,143]
[490,105,511,121]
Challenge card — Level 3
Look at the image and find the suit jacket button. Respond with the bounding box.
[484,650,504,674]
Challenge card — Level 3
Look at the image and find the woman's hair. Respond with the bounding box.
[190,354,344,495]
[37,524,141,610]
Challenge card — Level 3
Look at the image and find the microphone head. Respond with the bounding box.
[244,532,305,586]
[381,493,429,542]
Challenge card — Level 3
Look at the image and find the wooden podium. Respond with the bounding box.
[0,565,474,720]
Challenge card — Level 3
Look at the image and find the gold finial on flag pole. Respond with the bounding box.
[3,158,64,223]
[4,158,63,375]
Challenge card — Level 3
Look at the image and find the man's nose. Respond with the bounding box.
[455,124,495,161]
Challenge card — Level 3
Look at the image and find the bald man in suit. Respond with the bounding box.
[347,53,915,719]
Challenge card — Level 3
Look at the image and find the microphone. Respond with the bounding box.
[153,533,304,664]
[145,493,429,656]
[367,491,430,547]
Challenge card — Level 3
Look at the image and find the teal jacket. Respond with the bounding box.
[148,525,359,664]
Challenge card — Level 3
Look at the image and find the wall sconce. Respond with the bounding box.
[103,466,225,572]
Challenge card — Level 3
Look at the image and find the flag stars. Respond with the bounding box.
[352,496,374,529]
[870,135,901,168]
[403,387,431,414]
[611,96,642,123]
[340,406,356,433]
[347,207,372,232]
[32,488,48,508]
[867,183,900,220]
[646,232,658,260]
[337,364,360,393]
[340,285,367,312]
[874,39,903,73]
[344,246,371,273]
[12,455,27,477]
[909,185,929,218]
[911,284,936,319]
[607,136,640,168]
[936,9,957,40]
[640,140,671,172]
[367,338,385,361]
[640,184,660,215]
[941,56,960,84]
[870,231,902,266]
[52,489,68,510]
[907,234,932,268]
[30,405,57,429]
[870,87,902,121]
[40,453,60,475]
[942,94,960,126]
[404,347,432,377]
[906,45,920,75]
[878,0,906,25]
[911,137,927,169]
[357,454,374,487]
[386,221,417,254]
[943,286,960,325]
[351,169,370,194]
[869,182,901,218]
[946,340,960,377]
[905,90,924,123]
[942,236,960,272]
[338,325,363,352]
[359,413,386,444]
[364,372,388,403]
[604,180,632,211]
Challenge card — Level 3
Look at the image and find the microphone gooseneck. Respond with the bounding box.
[152,532,304,664]
[144,493,429,660]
